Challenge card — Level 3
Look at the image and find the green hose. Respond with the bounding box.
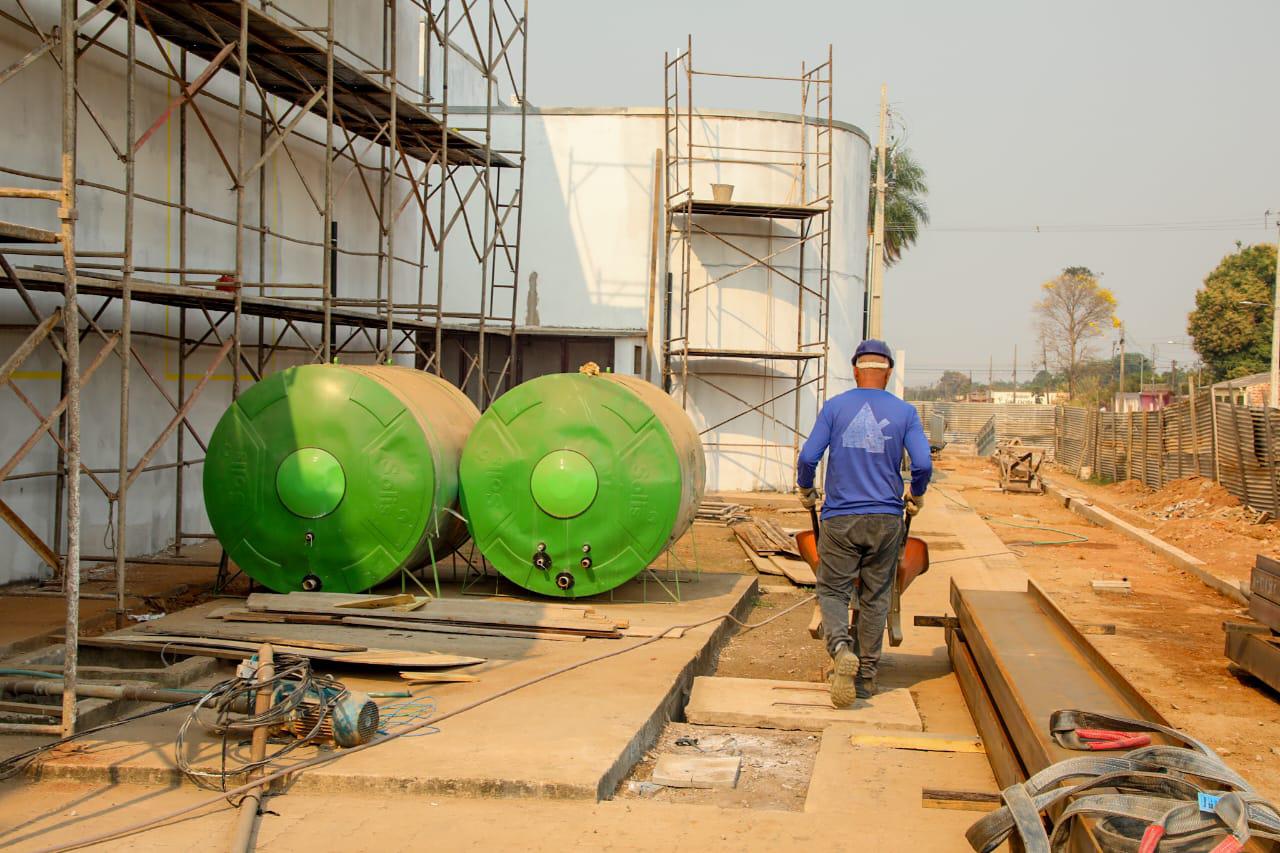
[0,669,61,679]
[983,515,1090,546]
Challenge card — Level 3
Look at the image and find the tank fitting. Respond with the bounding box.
[554,571,575,591]
[301,574,323,591]
[533,542,552,571]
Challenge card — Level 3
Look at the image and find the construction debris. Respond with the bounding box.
[730,519,800,557]
[994,439,1044,494]
[696,500,749,525]
[1090,578,1132,594]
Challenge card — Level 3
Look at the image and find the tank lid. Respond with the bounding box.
[276,447,346,519]
[530,449,598,518]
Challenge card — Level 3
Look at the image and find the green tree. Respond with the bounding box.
[869,145,929,266]
[936,369,971,400]
[1187,243,1276,382]
[1033,268,1118,401]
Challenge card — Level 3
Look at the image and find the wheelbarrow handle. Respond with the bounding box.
[808,506,820,543]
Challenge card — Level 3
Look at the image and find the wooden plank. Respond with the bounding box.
[651,754,741,789]
[730,521,773,555]
[82,636,484,669]
[334,593,420,610]
[130,631,366,653]
[245,592,621,633]
[848,730,984,754]
[685,676,922,733]
[220,610,344,626]
[738,539,784,575]
[341,616,584,643]
[126,630,366,650]
[769,555,817,586]
[757,518,801,556]
[399,671,480,684]
[921,788,1001,813]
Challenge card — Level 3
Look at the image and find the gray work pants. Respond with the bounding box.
[815,512,903,678]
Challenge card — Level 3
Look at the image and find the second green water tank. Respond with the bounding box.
[203,364,479,593]
[459,372,705,598]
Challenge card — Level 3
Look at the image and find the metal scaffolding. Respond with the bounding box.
[0,0,526,736]
[662,37,833,468]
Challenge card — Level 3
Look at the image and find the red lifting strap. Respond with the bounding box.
[1075,728,1153,751]
[1138,824,1166,853]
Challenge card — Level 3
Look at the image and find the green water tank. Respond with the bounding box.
[203,364,479,593]
[459,372,705,598]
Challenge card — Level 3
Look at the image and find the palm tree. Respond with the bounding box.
[868,145,930,266]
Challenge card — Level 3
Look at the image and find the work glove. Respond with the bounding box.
[799,486,821,509]
[904,492,924,517]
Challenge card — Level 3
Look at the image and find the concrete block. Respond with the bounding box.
[650,755,741,789]
[685,676,922,732]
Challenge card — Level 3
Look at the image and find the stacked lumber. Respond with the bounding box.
[221,592,629,642]
[731,519,816,586]
[83,632,485,669]
[696,500,749,525]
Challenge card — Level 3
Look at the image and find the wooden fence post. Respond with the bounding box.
[1188,376,1200,476]
[1263,406,1279,516]
[1227,399,1251,507]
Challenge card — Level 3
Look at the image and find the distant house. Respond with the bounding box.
[990,390,1059,405]
[1212,372,1271,407]
[1113,386,1173,412]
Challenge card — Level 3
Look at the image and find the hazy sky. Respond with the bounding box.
[529,0,1280,387]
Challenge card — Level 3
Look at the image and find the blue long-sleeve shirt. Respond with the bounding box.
[797,388,933,520]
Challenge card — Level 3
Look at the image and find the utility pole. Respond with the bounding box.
[1117,323,1125,409]
[1171,359,1178,399]
[867,84,888,338]
[1272,218,1279,408]
[1013,344,1018,404]
[988,354,993,398]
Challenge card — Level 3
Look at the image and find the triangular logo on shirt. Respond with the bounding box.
[842,402,891,453]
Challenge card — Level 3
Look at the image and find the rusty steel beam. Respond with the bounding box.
[0,495,61,573]
[951,578,1173,776]
[124,336,232,491]
[0,332,118,489]
[0,308,61,387]
[132,40,236,154]
[946,628,1026,790]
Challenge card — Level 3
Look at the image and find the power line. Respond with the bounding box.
[883,216,1266,234]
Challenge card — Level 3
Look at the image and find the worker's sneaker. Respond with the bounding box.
[855,675,877,700]
[829,645,859,708]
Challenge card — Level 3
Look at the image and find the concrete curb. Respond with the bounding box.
[1043,479,1248,606]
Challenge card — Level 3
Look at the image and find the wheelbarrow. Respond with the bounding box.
[797,502,929,648]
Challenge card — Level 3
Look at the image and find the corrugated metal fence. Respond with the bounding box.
[1054,391,1280,513]
[913,402,1056,455]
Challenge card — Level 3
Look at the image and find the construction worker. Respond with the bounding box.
[796,339,932,707]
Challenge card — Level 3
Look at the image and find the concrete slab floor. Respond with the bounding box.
[24,574,759,801]
[0,778,979,852]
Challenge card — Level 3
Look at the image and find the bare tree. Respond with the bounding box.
[1034,267,1117,400]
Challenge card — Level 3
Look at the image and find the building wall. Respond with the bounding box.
[508,107,870,491]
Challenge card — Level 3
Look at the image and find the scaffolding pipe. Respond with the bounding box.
[115,0,137,628]
[58,0,82,740]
